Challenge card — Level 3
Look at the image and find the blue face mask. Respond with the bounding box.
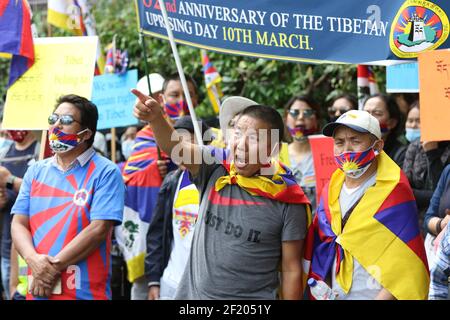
[405,128,421,142]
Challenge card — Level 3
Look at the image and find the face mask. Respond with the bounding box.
[164,101,189,120]
[7,130,29,143]
[405,128,421,142]
[379,122,389,134]
[0,137,13,150]
[334,144,379,179]
[48,127,88,153]
[288,125,317,141]
[121,139,134,159]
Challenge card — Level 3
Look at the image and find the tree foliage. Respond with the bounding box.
[1,0,387,120]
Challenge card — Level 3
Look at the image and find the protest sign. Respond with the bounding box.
[418,49,450,141]
[3,36,97,129]
[92,69,139,130]
[309,135,337,205]
[387,62,419,92]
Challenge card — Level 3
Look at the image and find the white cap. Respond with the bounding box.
[219,96,257,137]
[136,73,165,95]
[322,110,381,139]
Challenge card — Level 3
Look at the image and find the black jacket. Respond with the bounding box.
[145,169,183,284]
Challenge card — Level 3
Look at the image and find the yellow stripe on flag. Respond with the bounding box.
[126,253,145,283]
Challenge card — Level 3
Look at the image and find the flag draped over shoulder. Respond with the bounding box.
[0,0,34,87]
[357,65,379,109]
[216,159,312,227]
[115,126,165,282]
[303,151,429,300]
[47,0,104,74]
[201,50,222,114]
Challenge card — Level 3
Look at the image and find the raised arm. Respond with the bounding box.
[131,89,202,176]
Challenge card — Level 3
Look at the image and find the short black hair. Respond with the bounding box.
[55,94,98,147]
[162,73,198,95]
[239,105,285,143]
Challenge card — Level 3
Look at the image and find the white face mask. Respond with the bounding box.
[121,139,134,159]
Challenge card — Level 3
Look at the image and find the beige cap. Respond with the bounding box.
[219,96,257,137]
[322,109,381,139]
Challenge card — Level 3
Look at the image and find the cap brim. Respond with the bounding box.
[322,122,370,137]
[219,97,257,134]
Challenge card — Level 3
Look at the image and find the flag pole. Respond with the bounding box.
[139,30,162,159]
[157,0,204,146]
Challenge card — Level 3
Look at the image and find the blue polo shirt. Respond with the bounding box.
[12,148,125,300]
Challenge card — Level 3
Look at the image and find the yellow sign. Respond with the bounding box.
[3,36,98,130]
[418,49,450,141]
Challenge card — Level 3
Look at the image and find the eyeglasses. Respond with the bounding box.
[48,114,80,126]
[288,109,315,119]
[328,106,351,115]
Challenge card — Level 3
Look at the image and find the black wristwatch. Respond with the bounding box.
[6,175,16,190]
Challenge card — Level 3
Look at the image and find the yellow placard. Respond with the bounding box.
[3,36,98,130]
[418,49,450,142]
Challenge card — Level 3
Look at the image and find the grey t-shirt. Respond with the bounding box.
[175,157,308,299]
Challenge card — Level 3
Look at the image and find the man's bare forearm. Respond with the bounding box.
[53,220,114,271]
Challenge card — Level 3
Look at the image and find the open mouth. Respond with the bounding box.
[234,154,248,168]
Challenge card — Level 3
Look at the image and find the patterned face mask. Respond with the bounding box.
[288,125,317,141]
[334,144,379,179]
[48,127,88,153]
[164,101,189,120]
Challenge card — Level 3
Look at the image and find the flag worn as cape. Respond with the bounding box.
[0,0,34,87]
[115,126,168,282]
[303,151,429,300]
[201,50,222,114]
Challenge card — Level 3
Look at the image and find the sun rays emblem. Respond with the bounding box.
[29,161,96,254]
[335,149,375,173]
[342,160,361,172]
[390,0,449,58]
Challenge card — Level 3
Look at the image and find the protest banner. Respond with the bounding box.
[387,62,419,92]
[418,49,450,141]
[136,0,450,65]
[3,36,97,130]
[92,69,139,130]
[308,135,337,205]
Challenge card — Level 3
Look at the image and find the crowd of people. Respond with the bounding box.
[0,70,448,300]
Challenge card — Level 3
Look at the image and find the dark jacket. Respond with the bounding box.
[403,140,450,212]
[145,169,183,284]
[384,134,407,168]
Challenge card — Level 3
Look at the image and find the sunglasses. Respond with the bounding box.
[48,114,81,126]
[288,109,315,119]
[328,106,351,114]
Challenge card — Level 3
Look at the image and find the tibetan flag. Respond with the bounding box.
[303,151,429,300]
[0,0,34,87]
[201,50,222,114]
[357,65,379,109]
[215,151,311,211]
[115,126,172,282]
[47,0,83,35]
